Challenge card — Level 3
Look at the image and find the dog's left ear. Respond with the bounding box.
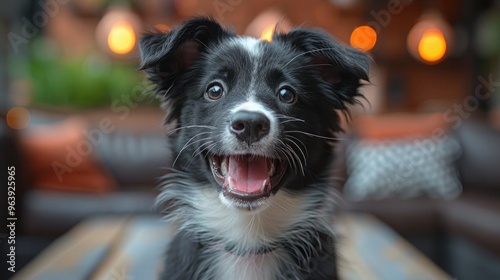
[275,29,370,109]
[139,17,232,123]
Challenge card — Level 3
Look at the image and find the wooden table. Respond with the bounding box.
[13,214,451,280]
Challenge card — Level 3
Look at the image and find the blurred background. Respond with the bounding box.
[1,0,500,279]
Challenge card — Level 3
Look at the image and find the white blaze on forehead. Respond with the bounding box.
[231,36,262,57]
[230,36,263,98]
[230,101,270,116]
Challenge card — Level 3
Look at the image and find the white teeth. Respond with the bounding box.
[221,158,228,176]
[211,159,217,171]
[268,161,275,176]
[261,179,270,192]
[227,176,234,190]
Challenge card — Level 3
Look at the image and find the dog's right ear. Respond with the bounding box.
[139,17,231,122]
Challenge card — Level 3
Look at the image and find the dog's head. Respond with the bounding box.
[140,17,369,211]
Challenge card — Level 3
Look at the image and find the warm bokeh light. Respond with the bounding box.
[95,6,141,57]
[407,11,453,64]
[245,10,291,41]
[350,25,377,52]
[6,107,31,130]
[155,24,170,33]
[107,21,136,55]
[418,29,447,63]
[261,24,275,42]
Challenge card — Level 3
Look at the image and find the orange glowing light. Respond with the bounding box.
[350,25,377,52]
[418,29,447,63]
[260,24,275,42]
[107,21,136,55]
[6,107,31,130]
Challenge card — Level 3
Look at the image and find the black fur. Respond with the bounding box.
[140,17,369,280]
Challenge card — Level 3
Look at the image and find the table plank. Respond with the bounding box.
[12,217,128,280]
[90,216,174,280]
[14,213,451,280]
[337,214,452,280]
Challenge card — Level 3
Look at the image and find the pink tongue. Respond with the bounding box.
[225,156,270,194]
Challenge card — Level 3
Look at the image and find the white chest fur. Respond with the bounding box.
[192,188,304,248]
[183,187,335,280]
[161,178,338,280]
[209,249,288,280]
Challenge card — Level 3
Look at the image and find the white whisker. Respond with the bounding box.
[193,141,216,158]
[172,132,213,167]
[285,137,308,168]
[284,142,305,176]
[167,125,216,136]
[286,131,343,141]
[276,140,298,174]
[286,135,309,158]
[283,47,339,68]
[275,114,305,124]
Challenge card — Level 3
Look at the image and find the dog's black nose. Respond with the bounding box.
[230,111,270,145]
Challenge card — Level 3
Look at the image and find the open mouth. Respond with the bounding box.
[209,154,287,209]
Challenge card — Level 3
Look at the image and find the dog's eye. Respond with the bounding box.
[205,83,224,100]
[277,87,297,104]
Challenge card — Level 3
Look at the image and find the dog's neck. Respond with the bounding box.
[193,229,336,280]
[202,240,277,256]
[198,228,331,257]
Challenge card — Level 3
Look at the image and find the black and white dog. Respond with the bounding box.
[139,17,369,280]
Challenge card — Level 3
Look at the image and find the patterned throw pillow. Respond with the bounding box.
[343,135,462,200]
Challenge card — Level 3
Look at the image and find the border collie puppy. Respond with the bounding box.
[139,17,369,280]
